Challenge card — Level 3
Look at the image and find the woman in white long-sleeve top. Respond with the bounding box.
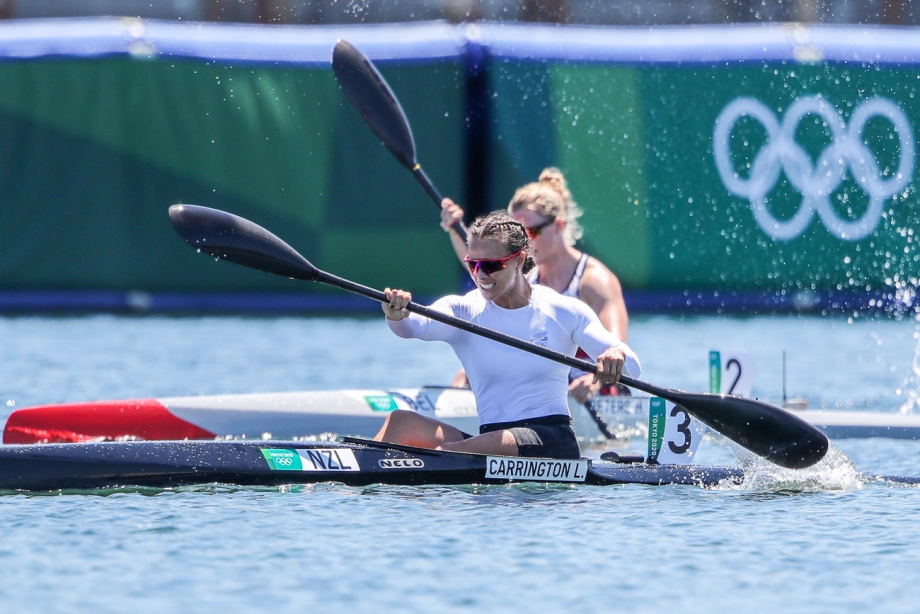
[441,167,630,403]
[375,211,640,460]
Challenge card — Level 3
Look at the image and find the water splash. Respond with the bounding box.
[734,443,864,492]
[886,228,920,413]
[898,326,920,414]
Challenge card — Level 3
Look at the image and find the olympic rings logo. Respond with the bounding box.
[713,96,915,241]
[274,456,294,466]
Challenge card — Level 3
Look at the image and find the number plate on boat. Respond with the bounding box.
[485,457,588,482]
[262,448,360,472]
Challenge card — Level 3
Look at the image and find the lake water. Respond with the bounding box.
[1,313,919,612]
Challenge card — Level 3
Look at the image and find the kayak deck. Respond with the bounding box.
[0,438,744,491]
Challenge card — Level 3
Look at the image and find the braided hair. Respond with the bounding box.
[467,211,536,275]
[507,167,584,246]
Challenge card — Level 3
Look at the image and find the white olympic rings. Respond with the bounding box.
[713,95,915,241]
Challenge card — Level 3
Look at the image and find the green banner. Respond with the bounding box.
[490,61,919,293]
[2,34,918,300]
[0,56,466,295]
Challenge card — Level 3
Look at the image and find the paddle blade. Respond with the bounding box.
[674,392,828,469]
[168,204,318,281]
[332,39,417,169]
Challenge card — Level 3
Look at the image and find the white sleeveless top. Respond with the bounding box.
[528,252,595,379]
[527,252,589,299]
[387,284,640,426]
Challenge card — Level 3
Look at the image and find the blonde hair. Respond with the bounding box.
[507,167,584,246]
[468,211,536,274]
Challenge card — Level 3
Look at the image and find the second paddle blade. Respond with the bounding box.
[332,39,417,170]
[673,391,829,469]
[168,204,318,281]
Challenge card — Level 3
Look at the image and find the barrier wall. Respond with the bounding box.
[483,26,920,310]
[0,20,467,304]
[0,19,918,311]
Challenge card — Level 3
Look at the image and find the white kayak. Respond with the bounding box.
[2,387,648,445]
[783,408,920,440]
[6,385,920,446]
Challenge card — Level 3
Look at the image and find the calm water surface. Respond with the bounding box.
[1,313,918,612]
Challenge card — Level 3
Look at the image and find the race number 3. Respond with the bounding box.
[647,398,702,464]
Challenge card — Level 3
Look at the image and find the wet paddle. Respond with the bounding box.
[168,204,829,469]
[331,39,467,241]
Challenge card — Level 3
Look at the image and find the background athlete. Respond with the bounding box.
[376,212,640,459]
[441,167,630,403]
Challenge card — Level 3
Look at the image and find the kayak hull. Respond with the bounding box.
[0,439,743,491]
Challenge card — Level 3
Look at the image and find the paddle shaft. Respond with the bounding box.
[412,166,467,242]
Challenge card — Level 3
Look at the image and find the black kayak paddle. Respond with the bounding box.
[168,204,829,470]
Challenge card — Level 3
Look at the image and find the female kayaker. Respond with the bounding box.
[375,211,640,459]
[441,167,630,403]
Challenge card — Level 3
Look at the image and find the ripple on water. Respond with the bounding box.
[0,315,919,611]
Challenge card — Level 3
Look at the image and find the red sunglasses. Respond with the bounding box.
[525,217,555,240]
[463,250,523,275]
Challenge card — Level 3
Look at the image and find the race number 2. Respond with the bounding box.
[709,350,757,397]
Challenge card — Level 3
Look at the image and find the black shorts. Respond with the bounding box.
[476,415,580,460]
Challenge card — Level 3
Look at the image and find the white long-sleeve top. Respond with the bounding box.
[387,284,641,426]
